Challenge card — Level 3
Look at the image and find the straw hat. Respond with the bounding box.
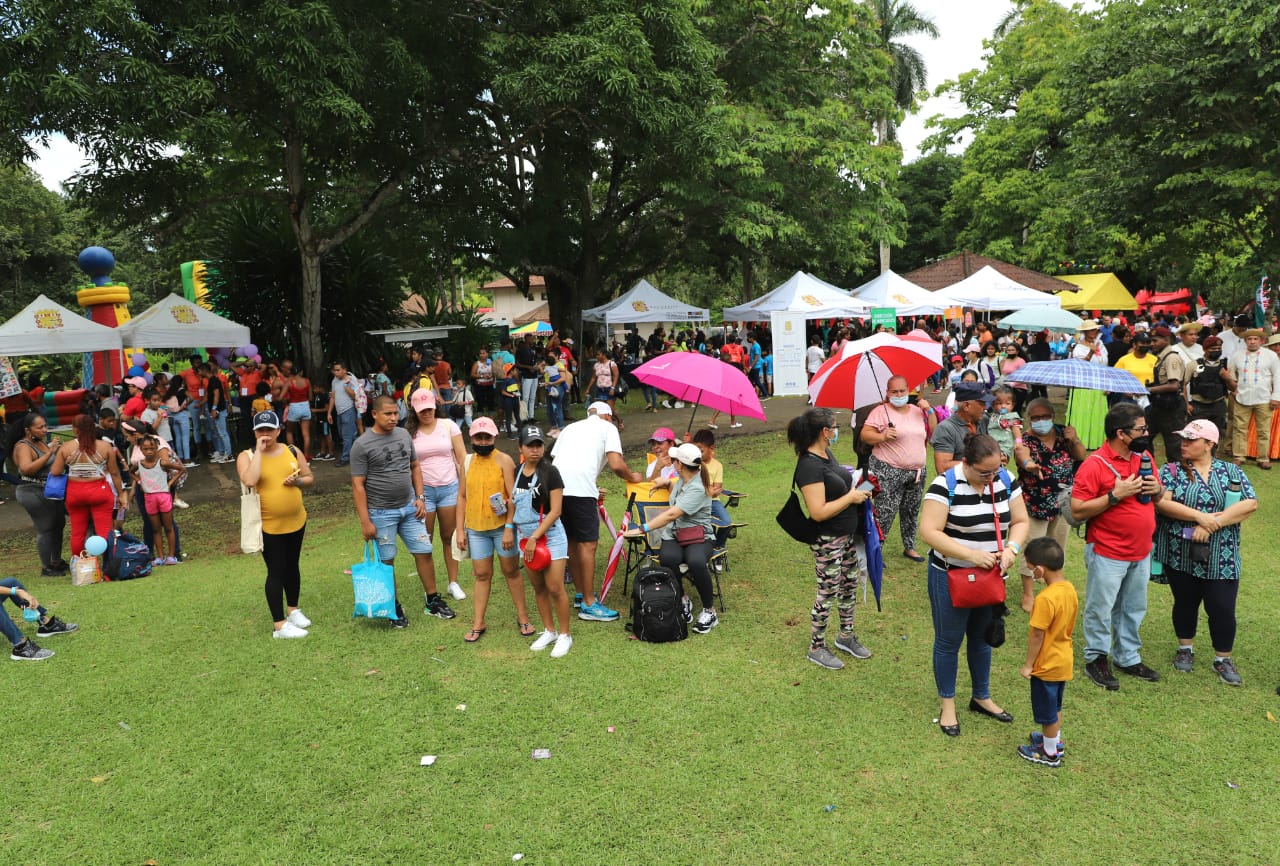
[1076,319,1101,332]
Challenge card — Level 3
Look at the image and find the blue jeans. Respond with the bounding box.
[546,390,565,429]
[520,377,538,421]
[336,408,357,462]
[369,502,432,561]
[168,411,191,461]
[1082,544,1149,666]
[1,578,45,645]
[187,404,208,452]
[641,384,658,408]
[211,410,231,456]
[927,560,993,700]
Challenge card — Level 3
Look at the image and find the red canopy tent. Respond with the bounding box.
[1134,288,1205,317]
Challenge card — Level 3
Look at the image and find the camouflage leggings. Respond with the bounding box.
[809,533,860,650]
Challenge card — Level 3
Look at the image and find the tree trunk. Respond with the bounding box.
[877,114,891,274]
[545,271,582,343]
[283,128,324,373]
[741,256,754,305]
[297,246,325,373]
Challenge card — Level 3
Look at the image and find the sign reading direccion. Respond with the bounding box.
[870,307,897,329]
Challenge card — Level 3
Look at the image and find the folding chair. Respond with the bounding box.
[619,493,670,608]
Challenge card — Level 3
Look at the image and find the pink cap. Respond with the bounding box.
[125,376,147,389]
[649,427,676,443]
[410,389,436,411]
[469,416,498,437]
[1175,418,1219,445]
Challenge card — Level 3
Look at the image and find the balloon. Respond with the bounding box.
[142,361,150,372]
[127,365,144,377]
[143,372,154,385]
[85,535,108,556]
[243,344,258,357]
[132,353,146,366]
[252,354,262,364]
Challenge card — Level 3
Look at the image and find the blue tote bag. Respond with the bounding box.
[351,541,397,619]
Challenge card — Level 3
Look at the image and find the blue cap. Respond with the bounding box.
[953,382,994,406]
[252,410,281,430]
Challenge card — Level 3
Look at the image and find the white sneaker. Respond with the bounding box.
[286,609,312,629]
[273,621,308,639]
[550,633,574,658]
[530,629,559,651]
[674,401,685,408]
[731,422,743,428]
[173,497,190,509]
[662,400,672,409]
[707,423,718,429]
[182,460,199,468]
[447,581,467,600]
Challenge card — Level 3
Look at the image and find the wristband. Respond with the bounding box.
[642,522,650,533]
[504,523,514,530]
[1007,542,1022,555]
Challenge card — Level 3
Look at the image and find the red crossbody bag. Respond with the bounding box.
[946,478,1008,608]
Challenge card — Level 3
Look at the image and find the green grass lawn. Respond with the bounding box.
[3,430,1279,865]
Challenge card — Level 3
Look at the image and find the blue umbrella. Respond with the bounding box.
[861,502,883,611]
[997,307,1085,332]
[1005,359,1149,394]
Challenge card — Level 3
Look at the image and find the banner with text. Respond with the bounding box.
[870,307,897,330]
[770,311,809,397]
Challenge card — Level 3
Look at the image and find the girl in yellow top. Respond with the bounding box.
[454,417,534,642]
[236,410,315,639]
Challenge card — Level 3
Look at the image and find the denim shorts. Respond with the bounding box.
[467,526,519,559]
[1030,676,1065,725]
[516,519,569,562]
[369,502,432,560]
[287,401,312,422]
[422,480,459,513]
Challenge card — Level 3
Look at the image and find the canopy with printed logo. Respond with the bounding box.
[723,271,871,321]
[116,293,251,348]
[582,279,710,325]
[0,293,124,354]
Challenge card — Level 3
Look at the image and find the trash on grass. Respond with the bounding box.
[456,704,467,711]
[118,722,131,731]
[1267,711,1277,724]
[1226,781,1239,789]
[823,804,837,812]
[420,755,437,766]
[365,669,378,676]
[513,855,524,862]
[607,726,615,733]
[531,748,552,760]
[431,657,445,664]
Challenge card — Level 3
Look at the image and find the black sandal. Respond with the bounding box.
[518,621,536,637]
[464,628,487,643]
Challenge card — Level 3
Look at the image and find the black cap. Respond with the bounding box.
[519,424,545,446]
[953,382,994,406]
[1132,331,1152,344]
[252,410,281,430]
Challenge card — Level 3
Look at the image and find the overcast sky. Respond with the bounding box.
[26,1,1087,190]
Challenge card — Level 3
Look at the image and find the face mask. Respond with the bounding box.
[1128,435,1152,454]
[472,443,496,457]
[1031,420,1055,435]
[889,395,910,408]
[1207,351,1222,361]
[829,427,840,446]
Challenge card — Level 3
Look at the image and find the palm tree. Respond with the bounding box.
[870,0,939,272]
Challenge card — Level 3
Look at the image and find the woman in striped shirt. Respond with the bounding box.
[919,434,1029,737]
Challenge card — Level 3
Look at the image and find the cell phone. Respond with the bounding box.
[489,492,507,515]
[856,480,875,493]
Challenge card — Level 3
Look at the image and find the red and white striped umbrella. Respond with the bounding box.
[808,333,942,411]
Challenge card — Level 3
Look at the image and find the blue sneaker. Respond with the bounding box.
[578,601,619,622]
[573,593,584,610]
[1028,731,1066,756]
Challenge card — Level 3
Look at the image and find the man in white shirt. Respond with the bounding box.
[1218,315,1250,368]
[1225,327,1280,469]
[549,402,644,621]
[1173,322,1205,365]
[805,337,826,382]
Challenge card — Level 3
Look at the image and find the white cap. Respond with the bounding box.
[588,401,613,416]
[670,442,702,468]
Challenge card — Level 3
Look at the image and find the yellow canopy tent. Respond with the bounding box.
[1057,273,1138,311]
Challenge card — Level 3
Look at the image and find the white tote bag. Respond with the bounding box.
[240,477,263,554]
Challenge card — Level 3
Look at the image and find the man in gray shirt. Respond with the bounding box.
[327,361,361,466]
[931,382,993,475]
[351,395,455,627]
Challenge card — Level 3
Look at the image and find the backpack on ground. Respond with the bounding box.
[628,564,687,643]
[103,530,154,581]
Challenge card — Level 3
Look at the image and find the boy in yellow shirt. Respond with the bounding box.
[1019,537,1078,768]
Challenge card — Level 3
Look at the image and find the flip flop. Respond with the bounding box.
[464,628,487,643]
[518,621,536,637]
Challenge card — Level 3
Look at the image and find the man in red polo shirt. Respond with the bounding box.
[1070,402,1164,690]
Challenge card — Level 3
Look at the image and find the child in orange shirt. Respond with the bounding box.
[1018,537,1078,768]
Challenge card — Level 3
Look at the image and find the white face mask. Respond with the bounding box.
[889,395,911,408]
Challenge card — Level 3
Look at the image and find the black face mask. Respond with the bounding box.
[1207,351,1222,361]
[472,443,496,457]
[1128,435,1153,454]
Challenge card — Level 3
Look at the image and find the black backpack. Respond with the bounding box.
[103,531,153,581]
[629,565,687,643]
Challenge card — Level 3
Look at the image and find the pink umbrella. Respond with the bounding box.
[631,352,765,431]
[808,332,942,411]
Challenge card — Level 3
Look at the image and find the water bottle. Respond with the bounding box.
[1224,479,1242,507]
[1137,453,1153,504]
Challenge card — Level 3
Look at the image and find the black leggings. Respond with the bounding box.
[262,525,306,622]
[658,538,714,608]
[1167,567,1238,652]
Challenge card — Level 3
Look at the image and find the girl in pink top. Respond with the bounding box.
[407,389,469,600]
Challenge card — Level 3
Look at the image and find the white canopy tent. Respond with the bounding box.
[582,279,709,325]
[848,270,948,315]
[0,293,123,354]
[117,293,251,348]
[932,266,1063,311]
[724,271,871,321]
